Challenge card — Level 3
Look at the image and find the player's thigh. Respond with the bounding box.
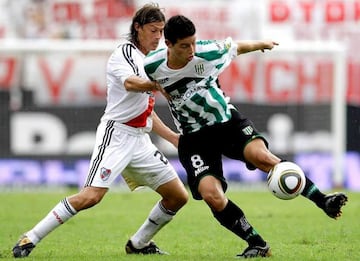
[243,138,267,157]
[198,175,227,210]
[123,134,177,190]
[178,133,225,200]
[86,125,135,187]
[243,138,280,171]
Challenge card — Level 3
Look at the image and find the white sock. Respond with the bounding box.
[130,201,175,249]
[26,198,77,245]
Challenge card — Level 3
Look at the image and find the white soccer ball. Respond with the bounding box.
[267,161,306,200]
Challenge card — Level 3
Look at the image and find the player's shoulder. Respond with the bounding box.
[196,39,216,46]
[196,37,234,51]
[111,40,138,58]
[146,48,166,61]
[144,48,167,73]
[115,39,136,49]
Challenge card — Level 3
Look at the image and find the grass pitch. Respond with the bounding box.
[0,188,359,261]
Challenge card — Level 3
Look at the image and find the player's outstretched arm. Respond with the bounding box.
[236,40,279,55]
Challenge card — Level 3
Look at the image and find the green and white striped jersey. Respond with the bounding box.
[144,37,238,134]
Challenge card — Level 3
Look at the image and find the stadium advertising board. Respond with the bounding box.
[1,154,360,191]
[1,91,360,190]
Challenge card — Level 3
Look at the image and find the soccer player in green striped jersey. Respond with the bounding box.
[144,15,347,258]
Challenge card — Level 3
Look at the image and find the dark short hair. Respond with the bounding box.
[164,15,196,44]
[128,3,165,46]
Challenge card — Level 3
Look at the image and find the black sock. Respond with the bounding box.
[301,177,326,208]
[280,160,326,208]
[212,200,266,247]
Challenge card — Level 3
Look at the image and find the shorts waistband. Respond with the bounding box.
[113,121,149,135]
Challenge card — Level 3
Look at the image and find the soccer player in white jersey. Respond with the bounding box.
[144,15,348,258]
[12,4,188,258]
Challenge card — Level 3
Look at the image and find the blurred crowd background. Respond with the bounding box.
[0,0,359,190]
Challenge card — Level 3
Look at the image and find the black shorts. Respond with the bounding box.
[178,109,268,200]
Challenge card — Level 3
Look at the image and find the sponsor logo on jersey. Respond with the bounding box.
[195,63,205,75]
[194,165,209,176]
[158,77,169,84]
[242,126,254,136]
[172,84,206,104]
[100,167,112,181]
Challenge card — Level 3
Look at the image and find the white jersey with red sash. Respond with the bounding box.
[84,40,177,190]
[101,40,154,130]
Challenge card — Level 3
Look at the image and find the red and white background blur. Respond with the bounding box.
[0,0,359,190]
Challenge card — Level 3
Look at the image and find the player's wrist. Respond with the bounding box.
[152,81,161,91]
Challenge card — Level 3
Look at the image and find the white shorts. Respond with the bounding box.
[84,120,178,191]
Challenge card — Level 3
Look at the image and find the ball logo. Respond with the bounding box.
[267,161,306,200]
[278,171,302,194]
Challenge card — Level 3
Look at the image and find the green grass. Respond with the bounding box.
[1,188,359,261]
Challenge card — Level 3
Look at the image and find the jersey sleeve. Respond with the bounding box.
[108,43,141,84]
[144,49,167,79]
[223,37,238,60]
[196,37,237,59]
[195,37,238,78]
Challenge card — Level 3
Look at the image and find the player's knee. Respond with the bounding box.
[157,179,189,209]
[247,149,278,172]
[85,194,103,207]
[255,152,271,165]
[76,188,106,209]
[177,191,189,207]
[201,191,226,212]
[257,152,279,171]
[164,189,188,211]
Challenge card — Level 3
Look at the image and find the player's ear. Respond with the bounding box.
[134,22,141,32]
[164,39,172,47]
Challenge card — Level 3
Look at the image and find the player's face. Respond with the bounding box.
[136,21,165,55]
[167,35,196,69]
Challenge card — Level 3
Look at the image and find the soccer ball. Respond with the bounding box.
[267,161,306,200]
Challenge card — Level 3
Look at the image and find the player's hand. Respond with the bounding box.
[172,133,180,148]
[154,82,172,101]
[261,41,279,52]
